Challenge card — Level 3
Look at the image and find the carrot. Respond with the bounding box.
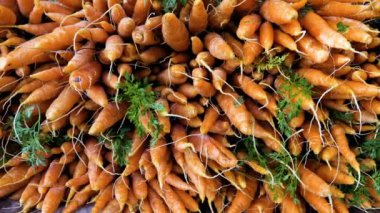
[140,46,169,65]
[162,13,189,52]
[174,188,200,212]
[208,0,236,29]
[63,185,95,213]
[226,178,258,213]
[131,171,148,200]
[132,0,151,25]
[94,164,118,191]
[17,0,34,17]
[191,67,216,97]
[200,107,219,134]
[58,0,81,9]
[42,160,64,187]
[235,0,258,14]
[76,28,109,43]
[149,187,169,213]
[191,36,204,55]
[325,19,372,44]
[298,165,331,197]
[150,138,172,188]
[42,175,68,213]
[243,39,263,65]
[118,17,135,38]
[88,102,128,135]
[300,188,334,213]
[302,122,323,154]
[297,34,329,64]
[132,25,161,46]
[84,84,108,108]
[204,32,235,60]
[189,130,237,168]
[247,195,275,213]
[122,136,145,177]
[114,176,129,211]
[188,0,207,34]
[300,11,351,50]
[0,4,16,25]
[332,198,349,213]
[104,35,124,62]
[62,41,94,73]
[216,89,254,135]
[162,183,187,213]
[260,0,297,25]
[93,185,114,213]
[22,80,64,105]
[38,1,73,14]
[259,21,274,52]
[237,14,261,40]
[361,99,380,114]
[139,150,157,181]
[20,174,41,205]
[0,21,87,71]
[0,76,17,92]
[279,20,302,36]
[30,66,63,82]
[65,174,89,188]
[110,3,126,24]
[315,164,355,185]
[316,1,380,20]
[102,199,120,213]
[45,12,81,26]
[281,194,304,213]
[331,124,360,172]
[69,61,102,91]
[165,173,195,192]
[274,29,298,51]
[46,85,81,121]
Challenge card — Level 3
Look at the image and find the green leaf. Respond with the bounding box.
[337,22,349,33]
[234,96,245,107]
[361,132,380,160]
[330,110,353,122]
[162,0,179,12]
[116,73,163,143]
[99,127,132,166]
[242,137,268,167]
[372,171,380,195]
[299,5,313,18]
[256,54,288,73]
[340,170,371,207]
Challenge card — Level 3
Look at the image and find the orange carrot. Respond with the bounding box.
[259,21,274,52]
[149,187,169,213]
[132,0,151,25]
[118,17,135,38]
[298,165,331,197]
[69,61,102,91]
[300,188,334,213]
[247,195,275,213]
[243,39,263,65]
[30,66,64,81]
[104,35,124,62]
[42,175,68,213]
[17,0,34,17]
[279,20,302,36]
[22,80,64,104]
[260,0,298,25]
[208,0,236,29]
[45,12,81,26]
[333,198,349,213]
[297,34,329,64]
[162,183,187,213]
[162,13,190,52]
[227,178,258,213]
[301,10,351,50]
[63,185,95,213]
[315,164,355,185]
[88,102,128,135]
[150,139,172,188]
[46,85,81,121]
[86,84,108,108]
[0,4,16,25]
[42,160,64,187]
[131,171,148,200]
[0,21,86,71]
[204,32,235,60]
[20,174,41,205]
[114,176,129,211]
[331,124,360,172]
[93,185,114,213]
[237,14,261,40]
[274,29,298,51]
[132,25,161,45]
[139,150,157,181]
[189,0,207,34]
[302,122,323,154]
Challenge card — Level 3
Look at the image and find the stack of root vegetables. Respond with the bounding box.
[0,0,380,212]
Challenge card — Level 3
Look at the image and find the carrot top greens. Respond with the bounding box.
[277,70,313,137]
[116,73,163,144]
[11,106,68,167]
[162,0,187,12]
[98,127,132,166]
[256,54,288,73]
[337,22,349,33]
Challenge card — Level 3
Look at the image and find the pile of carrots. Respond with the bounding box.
[0,0,380,212]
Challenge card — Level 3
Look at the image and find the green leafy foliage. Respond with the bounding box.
[98,127,132,166]
[337,22,349,33]
[330,110,353,122]
[267,152,299,201]
[277,70,313,137]
[12,107,47,167]
[300,5,313,18]
[242,137,268,167]
[361,132,380,160]
[371,171,380,194]
[162,0,187,12]
[340,169,371,207]
[116,73,163,144]
[256,54,288,73]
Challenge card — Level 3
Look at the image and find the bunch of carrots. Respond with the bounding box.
[0,0,380,212]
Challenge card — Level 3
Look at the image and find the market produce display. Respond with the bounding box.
[0,0,380,212]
